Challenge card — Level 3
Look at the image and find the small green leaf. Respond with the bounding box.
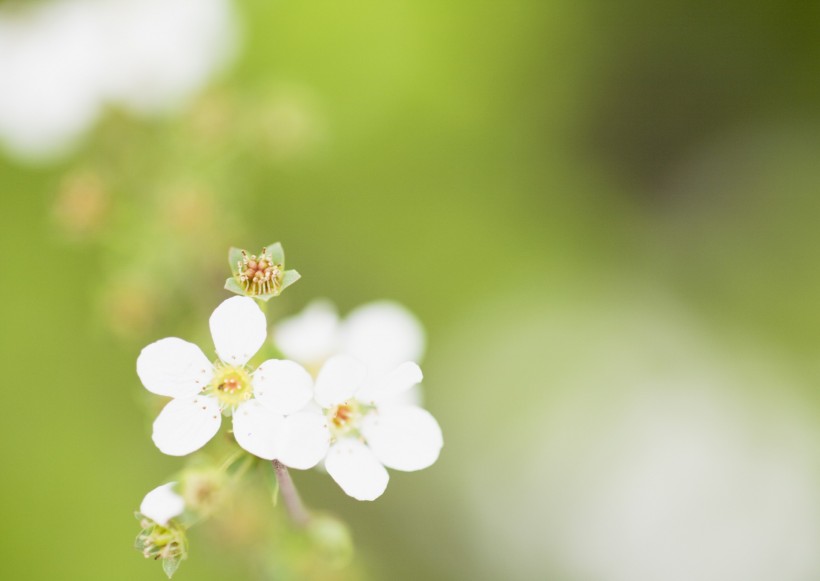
[228,247,244,275]
[279,269,301,292]
[265,242,285,265]
[224,277,245,296]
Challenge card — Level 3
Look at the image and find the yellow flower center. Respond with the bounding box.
[210,364,252,408]
[327,401,366,438]
[331,403,354,428]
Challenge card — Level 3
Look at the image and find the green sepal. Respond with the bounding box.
[280,269,301,292]
[228,247,244,275]
[224,276,245,296]
[245,291,276,302]
[224,270,301,301]
[162,556,181,579]
[264,242,285,265]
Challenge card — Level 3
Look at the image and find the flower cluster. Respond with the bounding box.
[134,243,442,576]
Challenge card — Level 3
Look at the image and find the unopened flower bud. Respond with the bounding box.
[180,467,226,517]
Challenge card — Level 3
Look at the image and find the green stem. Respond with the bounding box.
[218,448,245,473]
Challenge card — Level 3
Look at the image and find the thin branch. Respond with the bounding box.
[271,460,310,527]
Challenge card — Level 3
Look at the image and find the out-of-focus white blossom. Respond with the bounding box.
[273,300,341,366]
[275,300,426,406]
[0,0,237,162]
[140,482,185,526]
[454,294,820,581]
[521,388,820,581]
[275,300,425,372]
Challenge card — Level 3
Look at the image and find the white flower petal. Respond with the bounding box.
[358,361,423,404]
[276,412,331,469]
[300,399,323,414]
[252,359,313,415]
[378,383,424,408]
[325,438,389,501]
[152,396,221,456]
[340,301,425,373]
[274,299,340,365]
[140,482,185,526]
[209,296,267,366]
[361,406,443,471]
[232,400,285,460]
[136,337,213,398]
[314,355,368,408]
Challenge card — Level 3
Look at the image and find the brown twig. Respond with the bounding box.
[271,460,310,527]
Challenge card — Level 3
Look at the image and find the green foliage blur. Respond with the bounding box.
[2,1,820,580]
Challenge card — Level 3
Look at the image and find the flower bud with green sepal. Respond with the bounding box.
[135,483,189,578]
[225,242,301,301]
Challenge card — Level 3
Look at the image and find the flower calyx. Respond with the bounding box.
[225,242,300,301]
[135,515,188,579]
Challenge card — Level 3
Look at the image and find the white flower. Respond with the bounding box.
[274,300,426,405]
[0,0,102,161]
[137,296,326,467]
[273,299,340,365]
[277,355,443,501]
[0,0,237,162]
[273,301,440,500]
[140,482,185,526]
[275,300,424,371]
[96,0,237,116]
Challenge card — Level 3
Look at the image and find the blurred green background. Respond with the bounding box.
[2,0,820,580]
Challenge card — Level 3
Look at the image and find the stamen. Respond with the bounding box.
[236,248,283,296]
[332,404,353,427]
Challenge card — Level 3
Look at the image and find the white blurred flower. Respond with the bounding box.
[275,300,425,370]
[0,0,237,162]
[527,388,820,581]
[275,355,443,501]
[274,299,426,405]
[0,0,102,160]
[140,482,184,526]
[453,295,820,581]
[137,297,322,464]
[273,300,340,365]
[96,0,236,115]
